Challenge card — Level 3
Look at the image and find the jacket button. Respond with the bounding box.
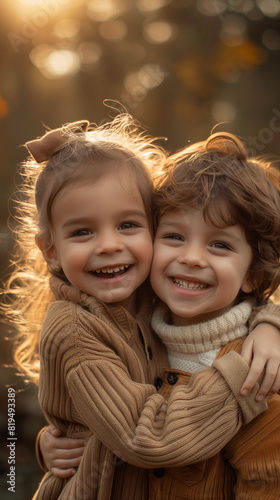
[147,346,153,360]
[154,377,163,391]
[167,372,178,385]
[153,468,165,478]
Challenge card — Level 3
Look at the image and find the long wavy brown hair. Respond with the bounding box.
[2,113,166,384]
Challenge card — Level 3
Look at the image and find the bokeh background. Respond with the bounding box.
[0,0,279,498]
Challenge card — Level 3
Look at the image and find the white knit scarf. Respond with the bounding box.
[151,301,253,373]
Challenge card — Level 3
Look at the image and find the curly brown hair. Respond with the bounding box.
[154,132,280,304]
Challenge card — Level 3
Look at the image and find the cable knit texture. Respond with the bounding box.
[151,301,252,372]
[32,277,267,500]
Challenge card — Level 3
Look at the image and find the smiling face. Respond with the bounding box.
[42,169,153,314]
[150,206,253,326]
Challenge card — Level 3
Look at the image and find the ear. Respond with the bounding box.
[241,271,254,294]
[35,235,60,270]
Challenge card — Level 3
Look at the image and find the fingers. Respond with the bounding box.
[51,456,83,468]
[44,425,87,451]
[39,424,87,478]
[50,467,76,479]
[241,356,280,401]
[45,443,86,477]
[49,446,87,460]
[240,357,265,397]
[47,446,86,478]
[48,424,62,438]
[49,454,84,478]
[240,335,253,366]
[240,323,280,399]
[256,361,280,400]
[48,437,87,451]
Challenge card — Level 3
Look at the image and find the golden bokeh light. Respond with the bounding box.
[44,49,80,78]
[18,0,46,4]
[30,45,80,78]
[16,0,83,11]
[136,0,171,13]
[138,64,167,89]
[197,0,226,17]
[124,72,147,96]
[53,19,81,39]
[143,21,176,44]
[29,44,53,68]
[220,14,248,47]
[87,0,128,22]
[257,0,280,17]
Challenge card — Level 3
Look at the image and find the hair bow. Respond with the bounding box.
[25,120,90,163]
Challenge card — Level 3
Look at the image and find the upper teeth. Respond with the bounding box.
[173,279,207,289]
[95,265,129,274]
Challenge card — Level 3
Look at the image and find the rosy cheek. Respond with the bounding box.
[66,250,85,266]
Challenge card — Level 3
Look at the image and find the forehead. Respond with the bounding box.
[54,171,144,206]
[56,160,142,196]
[161,195,237,226]
[49,177,148,231]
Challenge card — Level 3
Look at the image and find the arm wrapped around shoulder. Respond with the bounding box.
[248,302,280,332]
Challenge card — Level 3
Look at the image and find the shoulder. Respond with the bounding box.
[41,297,109,342]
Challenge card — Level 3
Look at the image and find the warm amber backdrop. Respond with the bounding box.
[0,1,279,498]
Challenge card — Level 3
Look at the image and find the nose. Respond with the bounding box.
[177,243,207,268]
[94,229,124,255]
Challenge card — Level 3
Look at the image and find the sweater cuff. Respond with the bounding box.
[35,426,49,473]
[213,351,267,424]
[248,302,280,332]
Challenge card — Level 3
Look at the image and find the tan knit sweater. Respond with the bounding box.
[33,277,267,500]
[152,301,253,372]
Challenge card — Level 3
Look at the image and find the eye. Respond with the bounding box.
[163,233,184,241]
[119,222,140,230]
[211,241,231,250]
[71,229,92,237]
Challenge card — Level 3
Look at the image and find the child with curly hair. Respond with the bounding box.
[3,117,280,499]
[148,132,280,498]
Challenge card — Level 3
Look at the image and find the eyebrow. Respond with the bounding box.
[61,210,147,229]
[61,217,92,230]
[157,220,184,229]
[214,228,243,243]
[119,210,147,218]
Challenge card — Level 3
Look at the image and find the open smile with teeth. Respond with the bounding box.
[91,265,130,278]
[173,278,208,290]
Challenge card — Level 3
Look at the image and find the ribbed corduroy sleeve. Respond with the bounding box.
[67,350,266,468]
[213,351,266,424]
[248,301,280,332]
[224,394,280,498]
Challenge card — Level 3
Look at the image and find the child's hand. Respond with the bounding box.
[39,424,87,478]
[240,324,280,401]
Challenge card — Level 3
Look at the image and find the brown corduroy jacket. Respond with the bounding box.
[149,338,280,500]
[33,277,267,500]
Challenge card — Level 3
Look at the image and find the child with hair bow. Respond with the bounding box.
[4,116,280,499]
